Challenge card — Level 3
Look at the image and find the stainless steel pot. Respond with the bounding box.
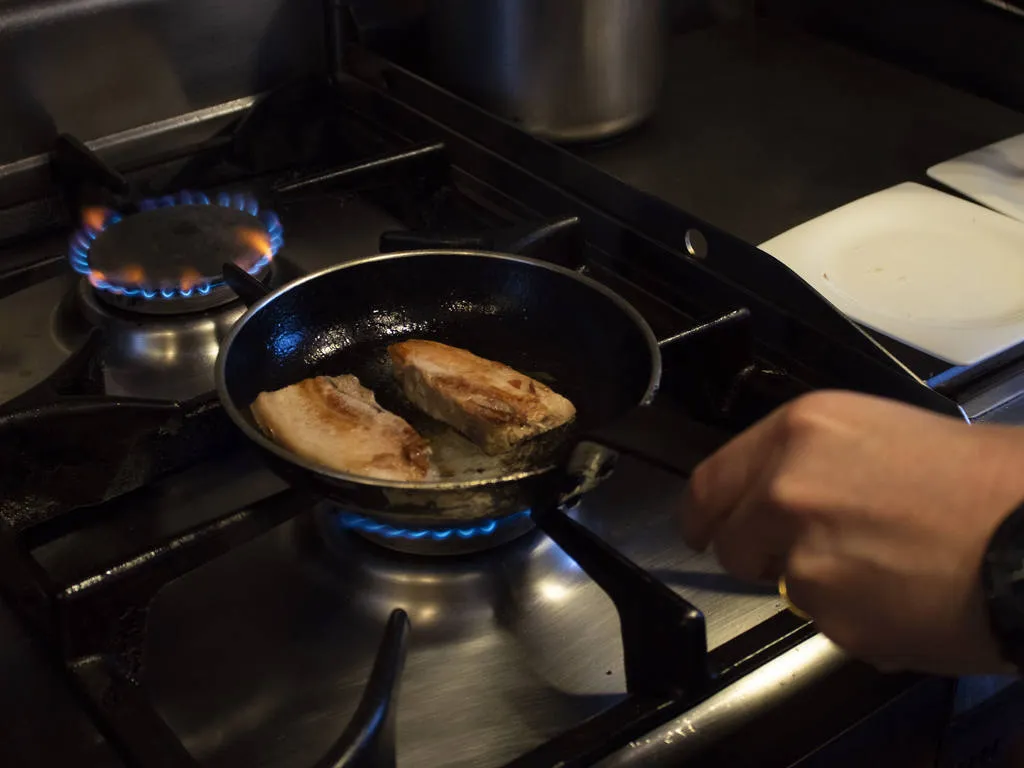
[425,0,667,143]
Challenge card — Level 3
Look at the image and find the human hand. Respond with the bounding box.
[682,390,1024,676]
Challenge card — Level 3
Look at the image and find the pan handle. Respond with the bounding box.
[574,331,734,479]
[222,263,272,307]
[574,403,730,479]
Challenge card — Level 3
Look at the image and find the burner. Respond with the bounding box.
[68,191,284,315]
[60,280,248,401]
[332,509,536,555]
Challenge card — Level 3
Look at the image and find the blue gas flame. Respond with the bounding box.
[338,509,532,542]
[69,189,284,300]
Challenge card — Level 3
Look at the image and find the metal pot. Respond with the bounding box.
[424,0,667,143]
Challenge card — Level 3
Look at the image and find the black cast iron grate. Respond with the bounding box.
[0,350,704,767]
[0,303,810,767]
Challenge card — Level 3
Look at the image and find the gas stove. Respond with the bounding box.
[0,51,1000,768]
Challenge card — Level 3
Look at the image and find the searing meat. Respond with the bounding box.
[388,340,576,455]
[251,375,434,481]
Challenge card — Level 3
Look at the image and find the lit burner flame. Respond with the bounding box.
[81,207,113,233]
[180,268,202,292]
[237,228,273,258]
[69,190,282,302]
[235,227,275,272]
[338,509,532,542]
[118,264,145,284]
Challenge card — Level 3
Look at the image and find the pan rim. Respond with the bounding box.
[215,249,662,491]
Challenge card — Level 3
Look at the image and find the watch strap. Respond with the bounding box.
[982,499,1024,672]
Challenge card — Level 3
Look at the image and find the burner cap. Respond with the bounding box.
[69,191,283,315]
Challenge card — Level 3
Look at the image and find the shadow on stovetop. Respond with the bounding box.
[649,568,777,598]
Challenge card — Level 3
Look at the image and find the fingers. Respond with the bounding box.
[681,406,787,552]
[712,482,799,582]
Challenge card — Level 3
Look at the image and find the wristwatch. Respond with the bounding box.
[982,499,1024,673]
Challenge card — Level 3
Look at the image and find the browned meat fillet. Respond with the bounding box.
[388,340,576,455]
[251,374,434,481]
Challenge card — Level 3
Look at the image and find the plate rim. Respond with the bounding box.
[759,181,1024,365]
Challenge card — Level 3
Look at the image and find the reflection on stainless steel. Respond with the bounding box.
[981,0,1024,18]
[0,0,323,166]
[0,273,73,403]
[57,279,245,401]
[966,368,1024,423]
[148,517,624,767]
[596,634,846,767]
[425,0,667,143]
[145,458,784,768]
[982,392,1024,426]
[0,96,256,208]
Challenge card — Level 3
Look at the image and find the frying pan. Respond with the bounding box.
[215,250,693,528]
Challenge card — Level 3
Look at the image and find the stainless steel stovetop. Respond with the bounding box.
[0,72,1008,768]
[0,190,786,766]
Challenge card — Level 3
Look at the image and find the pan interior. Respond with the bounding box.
[221,253,657,484]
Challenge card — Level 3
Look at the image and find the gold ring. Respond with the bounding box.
[778,575,810,620]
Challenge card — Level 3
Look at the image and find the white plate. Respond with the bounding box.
[928,133,1024,223]
[758,182,1024,365]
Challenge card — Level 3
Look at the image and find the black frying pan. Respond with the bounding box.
[215,250,687,528]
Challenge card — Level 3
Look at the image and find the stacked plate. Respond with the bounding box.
[758,137,1024,366]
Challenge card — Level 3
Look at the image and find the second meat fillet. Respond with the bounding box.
[388,339,576,455]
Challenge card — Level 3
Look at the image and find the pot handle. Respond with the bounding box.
[222,263,271,307]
